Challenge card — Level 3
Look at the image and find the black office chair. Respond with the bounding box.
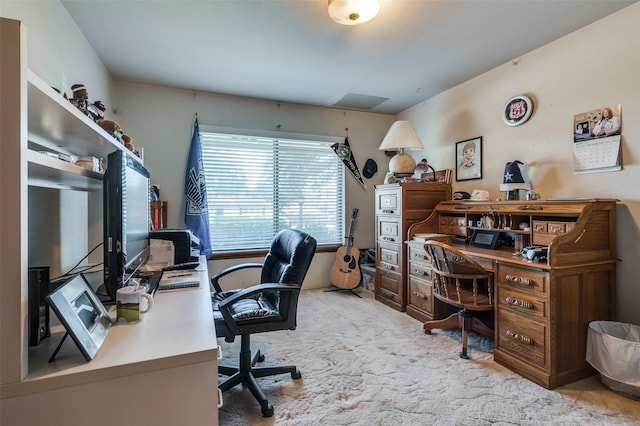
[211,229,316,417]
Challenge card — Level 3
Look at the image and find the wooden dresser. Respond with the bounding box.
[407,199,618,389]
[374,183,451,311]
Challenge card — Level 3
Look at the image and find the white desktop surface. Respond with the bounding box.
[1,259,219,425]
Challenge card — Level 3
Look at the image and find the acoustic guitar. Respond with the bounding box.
[329,208,361,289]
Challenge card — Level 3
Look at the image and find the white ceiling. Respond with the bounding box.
[61,0,635,114]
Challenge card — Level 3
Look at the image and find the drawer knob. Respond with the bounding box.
[505,296,533,310]
[383,237,396,242]
[414,268,426,276]
[382,209,395,214]
[413,291,427,300]
[505,274,532,286]
[505,329,534,345]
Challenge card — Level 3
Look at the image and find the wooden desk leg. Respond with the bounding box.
[423,312,460,334]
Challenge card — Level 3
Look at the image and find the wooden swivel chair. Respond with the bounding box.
[422,240,494,359]
[211,229,316,417]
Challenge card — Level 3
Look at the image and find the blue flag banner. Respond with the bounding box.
[184,117,213,257]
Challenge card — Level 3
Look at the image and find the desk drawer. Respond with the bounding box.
[497,310,546,369]
[409,262,432,279]
[408,245,431,266]
[532,220,575,246]
[497,265,547,294]
[408,277,433,315]
[497,286,546,321]
[470,256,496,273]
[439,215,466,236]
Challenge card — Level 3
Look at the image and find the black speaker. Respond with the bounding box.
[28,266,51,346]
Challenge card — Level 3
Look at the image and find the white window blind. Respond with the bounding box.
[199,127,345,253]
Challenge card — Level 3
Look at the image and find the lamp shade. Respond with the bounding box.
[378,120,424,151]
[378,121,424,177]
[328,0,380,26]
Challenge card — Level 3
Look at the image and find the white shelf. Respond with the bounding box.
[27,70,134,161]
[27,150,103,190]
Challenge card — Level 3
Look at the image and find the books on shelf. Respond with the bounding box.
[421,169,451,184]
[399,169,452,184]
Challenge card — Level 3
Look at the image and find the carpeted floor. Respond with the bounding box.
[218,288,640,425]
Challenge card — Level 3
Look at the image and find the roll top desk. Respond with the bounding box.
[407,199,618,389]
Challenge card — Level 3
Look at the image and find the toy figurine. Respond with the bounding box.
[69,84,91,118]
[87,100,106,122]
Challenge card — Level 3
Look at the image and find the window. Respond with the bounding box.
[200,126,345,253]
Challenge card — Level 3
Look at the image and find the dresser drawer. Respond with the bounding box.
[377,216,401,243]
[376,268,402,301]
[497,310,546,369]
[376,189,400,215]
[408,277,433,315]
[497,286,546,320]
[377,243,400,272]
[497,265,547,294]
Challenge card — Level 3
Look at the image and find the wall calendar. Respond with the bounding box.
[573,135,621,174]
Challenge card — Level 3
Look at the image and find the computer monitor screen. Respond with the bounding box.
[103,149,151,301]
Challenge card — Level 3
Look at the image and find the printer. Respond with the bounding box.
[149,228,200,264]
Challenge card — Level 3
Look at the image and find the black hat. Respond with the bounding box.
[500,160,531,191]
[363,159,378,179]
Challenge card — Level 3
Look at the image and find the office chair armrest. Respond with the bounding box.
[210,262,263,292]
[217,283,300,334]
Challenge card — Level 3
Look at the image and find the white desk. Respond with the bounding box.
[1,260,219,426]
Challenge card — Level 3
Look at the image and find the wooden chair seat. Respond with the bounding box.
[423,240,494,359]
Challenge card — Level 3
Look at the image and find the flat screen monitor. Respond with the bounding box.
[103,149,151,301]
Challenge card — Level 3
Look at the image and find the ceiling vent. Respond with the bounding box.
[331,93,388,110]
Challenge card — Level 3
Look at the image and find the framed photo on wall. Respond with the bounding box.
[456,136,482,181]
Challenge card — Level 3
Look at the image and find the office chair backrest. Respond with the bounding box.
[261,229,317,286]
[426,240,488,277]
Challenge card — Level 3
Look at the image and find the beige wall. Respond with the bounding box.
[399,3,640,324]
[111,83,394,289]
[3,1,639,320]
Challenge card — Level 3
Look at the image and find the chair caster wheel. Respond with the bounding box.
[257,353,265,362]
[291,369,302,380]
[262,403,274,417]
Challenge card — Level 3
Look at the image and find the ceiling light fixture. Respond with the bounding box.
[328,0,380,26]
[378,120,424,177]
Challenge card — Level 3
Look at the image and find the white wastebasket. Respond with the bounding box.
[586,321,640,400]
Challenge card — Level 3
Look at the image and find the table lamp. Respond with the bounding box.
[378,120,424,177]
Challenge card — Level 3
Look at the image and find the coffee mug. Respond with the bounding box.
[116,285,153,323]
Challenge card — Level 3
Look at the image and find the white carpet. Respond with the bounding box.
[218,289,640,425]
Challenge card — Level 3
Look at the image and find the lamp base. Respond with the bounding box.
[389,153,416,177]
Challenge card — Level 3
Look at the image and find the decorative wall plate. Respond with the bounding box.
[503,95,533,127]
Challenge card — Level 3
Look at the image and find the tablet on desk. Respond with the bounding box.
[46,275,112,361]
[469,229,501,249]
